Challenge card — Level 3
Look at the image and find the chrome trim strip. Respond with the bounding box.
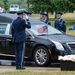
[66,42,75,44]
[0,53,28,58]
[0,53,15,57]
[66,42,75,50]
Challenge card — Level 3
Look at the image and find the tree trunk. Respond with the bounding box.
[55,12,57,19]
[47,11,49,20]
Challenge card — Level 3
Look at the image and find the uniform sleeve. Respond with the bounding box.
[62,20,66,33]
[11,22,14,37]
[48,21,51,25]
[21,19,31,28]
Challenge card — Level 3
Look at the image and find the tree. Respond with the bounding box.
[29,0,75,19]
[0,1,4,7]
[65,0,75,12]
[53,0,75,13]
[3,0,9,10]
[30,0,75,12]
[29,0,55,19]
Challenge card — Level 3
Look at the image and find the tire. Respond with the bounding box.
[33,46,51,67]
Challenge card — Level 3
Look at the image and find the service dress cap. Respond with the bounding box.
[17,10,26,15]
[43,13,47,16]
[57,12,62,15]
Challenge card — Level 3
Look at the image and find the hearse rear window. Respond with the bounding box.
[0,24,7,34]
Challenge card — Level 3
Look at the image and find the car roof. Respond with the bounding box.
[0,13,45,25]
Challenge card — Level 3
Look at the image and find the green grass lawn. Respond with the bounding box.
[0,70,75,75]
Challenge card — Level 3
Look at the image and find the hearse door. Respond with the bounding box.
[25,31,33,58]
[5,37,15,55]
[0,37,6,55]
[0,23,10,56]
[4,25,15,55]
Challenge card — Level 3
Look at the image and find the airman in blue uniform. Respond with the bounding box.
[11,10,31,70]
[54,12,66,33]
[43,13,51,25]
[40,13,51,25]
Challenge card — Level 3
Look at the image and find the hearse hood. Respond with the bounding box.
[39,34,75,43]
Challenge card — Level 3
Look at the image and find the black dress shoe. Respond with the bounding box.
[16,68,20,70]
[21,68,25,69]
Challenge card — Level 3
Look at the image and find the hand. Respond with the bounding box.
[25,14,29,19]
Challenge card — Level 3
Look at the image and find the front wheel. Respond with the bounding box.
[33,46,51,67]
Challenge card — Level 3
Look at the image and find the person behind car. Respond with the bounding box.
[40,12,45,22]
[43,13,51,25]
[54,12,66,33]
[11,10,31,70]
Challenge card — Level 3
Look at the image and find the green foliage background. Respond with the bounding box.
[0,0,27,11]
[0,0,75,13]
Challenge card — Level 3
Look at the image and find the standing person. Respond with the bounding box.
[40,12,44,22]
[11,10,31,70]
[43,13,51,25]
[54,12,66,33]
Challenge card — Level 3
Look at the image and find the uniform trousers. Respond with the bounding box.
[15,41,25,69]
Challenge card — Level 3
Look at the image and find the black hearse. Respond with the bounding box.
[0,13,75,67]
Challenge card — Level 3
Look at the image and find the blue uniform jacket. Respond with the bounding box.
[11,17,31,42]
[44,19,51,25]
[54,19,66,33]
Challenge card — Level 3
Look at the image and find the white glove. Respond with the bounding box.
[25,14,29,19]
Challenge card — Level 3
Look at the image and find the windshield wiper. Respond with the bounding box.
[38,33,63,36]
[52,33,63,35]
[38,34,48,36]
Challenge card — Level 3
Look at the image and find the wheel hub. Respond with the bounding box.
[35,49,47,65]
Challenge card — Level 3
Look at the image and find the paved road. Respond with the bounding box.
[0,66,60,73]
[0,60,61,73]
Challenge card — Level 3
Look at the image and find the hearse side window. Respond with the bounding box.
[0,24,7,34]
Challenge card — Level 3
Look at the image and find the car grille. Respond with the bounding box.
[67,43,75,50]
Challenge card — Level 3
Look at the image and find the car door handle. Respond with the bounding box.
[6,39,12,41]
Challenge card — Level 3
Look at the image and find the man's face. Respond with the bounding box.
[57,14,61,19]
[44,15,47,19]
[21,13,25,18]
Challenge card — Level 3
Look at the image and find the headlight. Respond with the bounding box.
[51,40,64,50]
